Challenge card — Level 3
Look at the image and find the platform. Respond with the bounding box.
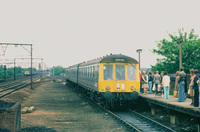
[139,93,200,118]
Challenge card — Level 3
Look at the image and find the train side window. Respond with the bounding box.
[104,65,113,80]
[87,67,89,77]
[93,66,95,77]
[88,67,90,77]
[90,67,92,77]
[80,68,83,76]
[86,67,88,77]
[116,65,125,80]
[85,67,86,77]
[127,65,136,80]
[90,67,91,77]
[95,65,99,78]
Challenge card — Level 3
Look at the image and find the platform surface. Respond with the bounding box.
[139,93,200,117]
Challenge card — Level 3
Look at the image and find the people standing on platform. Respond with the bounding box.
[192,69,199,107]
[153,71,161,95]
[148,72,153,94]
[141,71,148,95]
[184,74,188,100]
[189,69,195,105]
[175,71,180,93]
[162,71,170,99]
[198,74,200,109]
[160,71,164,82]
[178,67,186,102]
[139,71,143,94]
[152,71,156,92]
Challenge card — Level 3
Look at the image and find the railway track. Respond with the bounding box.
[0,75,39,88]
[61,79,176,132]
[112,110,176,132]
[0,76,49,98]
[0,76,31,83]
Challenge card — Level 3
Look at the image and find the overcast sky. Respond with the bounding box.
[0,0,200,69]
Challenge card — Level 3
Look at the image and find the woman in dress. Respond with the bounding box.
[189,69,195,105]
[174,71,180,97]
[193,69,199,107]
[141,71,148,95]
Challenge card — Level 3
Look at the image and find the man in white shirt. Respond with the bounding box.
[162,71,170,99]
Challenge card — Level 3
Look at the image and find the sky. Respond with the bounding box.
[0,0,200,69]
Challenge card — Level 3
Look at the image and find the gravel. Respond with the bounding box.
[21,126,56,132]
[2,80,129,132]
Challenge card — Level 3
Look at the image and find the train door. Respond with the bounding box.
[114,64,126,92]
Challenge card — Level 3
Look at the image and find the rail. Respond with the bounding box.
[61,77,176,132]
[0,76,50,98]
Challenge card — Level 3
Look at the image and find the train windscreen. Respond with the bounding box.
[127,65,136,80]
[103,65,113,80]
[115,65,125,80]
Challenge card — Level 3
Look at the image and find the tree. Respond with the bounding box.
[52,66,65,75]
[152,28,200,73]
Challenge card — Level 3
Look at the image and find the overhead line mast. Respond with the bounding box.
[0,43,33,89]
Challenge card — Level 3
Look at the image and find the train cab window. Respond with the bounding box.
[127,65,136,80]
[104,65,113,80]
[116,65,125,80]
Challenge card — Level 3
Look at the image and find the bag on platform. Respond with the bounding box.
[188,89,190,95]
[153,84,156,91]
[173,90,178,98]
[158,84,161,91]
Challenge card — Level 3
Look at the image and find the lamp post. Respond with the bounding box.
[176,38,185,70]
[136,49,142,70]
[179,43,182,69]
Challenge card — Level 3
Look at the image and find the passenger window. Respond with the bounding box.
[93,66,95,77]
[127,65,136,80]
[116,65,125,80]
[104,65,113,80]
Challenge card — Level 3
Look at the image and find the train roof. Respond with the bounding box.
[67,54,138,68]
[100,54,138,63]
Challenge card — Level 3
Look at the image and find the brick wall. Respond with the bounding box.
[0,102,21,132]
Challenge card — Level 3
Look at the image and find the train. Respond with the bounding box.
[24,70,40,76]
[65,54,140,108]
[24,71,30,76]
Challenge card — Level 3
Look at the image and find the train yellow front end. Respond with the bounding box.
[98,58,140,108]
[24,71,30,76]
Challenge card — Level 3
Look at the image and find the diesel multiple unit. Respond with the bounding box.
[65,54,140,108]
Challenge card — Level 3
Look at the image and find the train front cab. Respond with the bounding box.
[24,71,30,76]
[98,63,140,104]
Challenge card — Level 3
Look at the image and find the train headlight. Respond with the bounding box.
[130,86,135,91]
[117,83,120,89]
[106,86,110,91]
[121,83,125,89]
